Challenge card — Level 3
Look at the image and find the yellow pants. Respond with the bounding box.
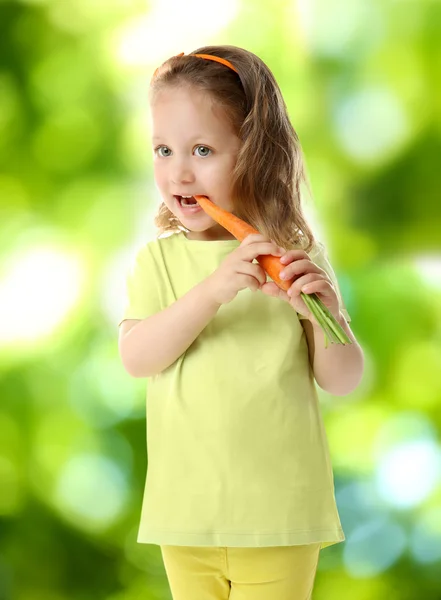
[160,543,321,600]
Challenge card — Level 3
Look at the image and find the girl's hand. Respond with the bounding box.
[260,249,341,325]
[205,234,283,305]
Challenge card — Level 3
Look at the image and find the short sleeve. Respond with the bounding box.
[118,245,161,326]
[297,241,351,323]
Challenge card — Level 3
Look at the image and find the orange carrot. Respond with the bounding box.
[194,195,292,291]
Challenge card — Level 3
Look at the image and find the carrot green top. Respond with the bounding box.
[120,231,351,549]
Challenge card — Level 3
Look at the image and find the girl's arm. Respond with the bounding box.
[301,315,364,396]
[118,280,221,378]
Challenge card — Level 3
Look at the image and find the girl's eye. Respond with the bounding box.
[156,146,171,158]
[194,145,211,157]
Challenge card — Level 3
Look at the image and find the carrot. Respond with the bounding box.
[194,195,291,292]
[194,195,353,347]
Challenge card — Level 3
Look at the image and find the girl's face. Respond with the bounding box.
[150,85,242,241]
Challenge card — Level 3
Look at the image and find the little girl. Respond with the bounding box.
[119,45,364,600]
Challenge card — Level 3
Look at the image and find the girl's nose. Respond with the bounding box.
[170,159,195,184]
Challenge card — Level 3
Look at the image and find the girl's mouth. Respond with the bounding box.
[174,195,204,214]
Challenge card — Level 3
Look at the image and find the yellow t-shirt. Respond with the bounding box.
[120,231,351,549]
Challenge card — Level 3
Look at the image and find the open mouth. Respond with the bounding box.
[174,195,201,207]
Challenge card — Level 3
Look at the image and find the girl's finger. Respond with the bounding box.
[261,281,290,302]
[301,278,334,296]
[280,249,309,264]
[288,274,327,297]
[280,259,325,281]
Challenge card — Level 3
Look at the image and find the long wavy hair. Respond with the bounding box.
[149,45,316,252]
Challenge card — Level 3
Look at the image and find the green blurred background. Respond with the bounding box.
[1,0,440,598]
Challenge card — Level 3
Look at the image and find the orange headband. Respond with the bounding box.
[152,52,239,81]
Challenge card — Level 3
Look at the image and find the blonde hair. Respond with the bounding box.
[149,45,316,252]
